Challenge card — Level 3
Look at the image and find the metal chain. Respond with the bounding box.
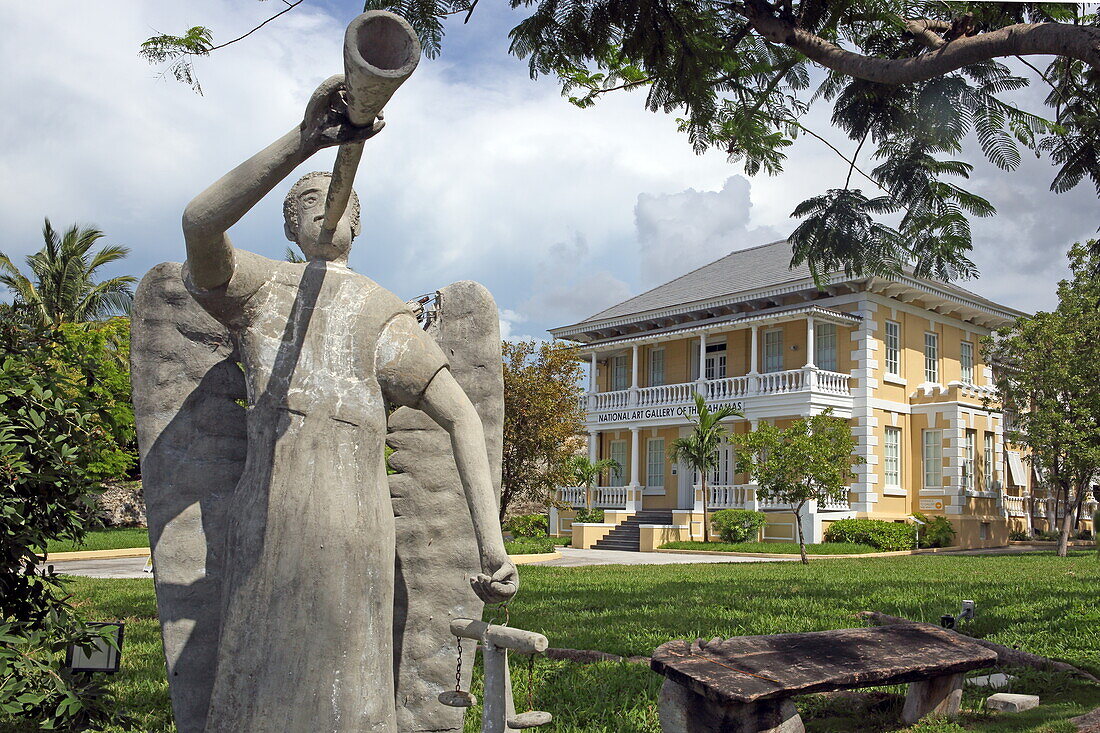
[454,636,463,692]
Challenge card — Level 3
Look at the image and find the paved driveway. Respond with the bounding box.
[538,547,795,567]
[54,557,151,579]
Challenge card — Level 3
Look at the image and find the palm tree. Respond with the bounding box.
[567,454,620,512]
[669,393,743,543]
[0,219,136,327]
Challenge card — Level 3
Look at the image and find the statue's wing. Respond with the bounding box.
[131,262,247,733]
[388,281,504,733]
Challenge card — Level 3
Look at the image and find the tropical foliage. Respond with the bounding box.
[147,2,1100,283]
[984,241,1100,557]
[501,339,585,519]
[737,411,862,563]
[709,508,766,544]
[667,393,742,543]
[0,219,135,328]
[566,454,620,510]
[0,320,134,729]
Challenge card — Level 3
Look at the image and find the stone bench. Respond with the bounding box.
[650,624,998,733]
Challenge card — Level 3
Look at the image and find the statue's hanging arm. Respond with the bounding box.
[182,79,385,290]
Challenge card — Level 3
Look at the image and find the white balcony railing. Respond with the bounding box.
[559,486,585,506]
[1003,495,1027,517]
[585,367,853,420]
[707,484,850,512]
[556,485,629,509]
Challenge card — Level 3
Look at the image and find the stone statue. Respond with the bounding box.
[130,70,516,732]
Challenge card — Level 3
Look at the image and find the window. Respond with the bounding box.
[960,341,974,384]
[815,323,837,371]
[884,427,902,493]
[649,348,665,387]
[704,344,727,380]
[923,429,942,489]
[983,432,994,489]
[646,438,665,488]
[711,445,733,486]
[979,522,990,541]
[884,320,900,375]
[963,430,976,491]
[611,355,628,391]
[924,332,939,383]
[763,329,784,373]
[609,440,627,487]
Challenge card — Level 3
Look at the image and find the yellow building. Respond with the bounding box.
[547,240,1097,551]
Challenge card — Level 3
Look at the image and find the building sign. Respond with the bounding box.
[596,400,744,424]
[919,498,944,511]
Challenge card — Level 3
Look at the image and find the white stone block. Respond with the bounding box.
[985,693,1039,713]
[967,673,1014,689]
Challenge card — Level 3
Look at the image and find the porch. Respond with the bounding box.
[556,483,852,514]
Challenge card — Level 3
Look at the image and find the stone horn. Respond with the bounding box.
[321,10,421,234]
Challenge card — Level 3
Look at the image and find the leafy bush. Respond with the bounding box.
[1075,528,1093,540]
[824,518,915,551]
[0,322,133,729]
[573,508,605,523]
[912,513,956,548]
[710,509,767,543]
[504,514,548,537]
[1036,530,1061,541]
[1008,529,1031,541]
[504,536,556,554]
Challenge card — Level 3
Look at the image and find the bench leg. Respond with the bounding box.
[901,673,964,724]
[659,679,805,733]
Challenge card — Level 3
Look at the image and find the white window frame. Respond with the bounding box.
[704,344,728,380]
[609,440,627,487]
[963,430,976,492]
[610,355,628,391]
[884,426,902,494]
[884,320,900,375]
[983,432,995,490]
[960,341,974,384]
[711,445,733,486]
[814,322,837,371]
[648,348,665,387]
[646,438,665,489]
[763,329,784,373]
[924,332,939,384]
[923,429,943,491]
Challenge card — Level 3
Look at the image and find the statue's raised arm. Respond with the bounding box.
[182,78,385,290]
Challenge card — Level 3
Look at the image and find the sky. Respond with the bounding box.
[1,2,1097,343]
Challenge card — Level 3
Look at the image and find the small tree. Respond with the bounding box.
[736,411,862,564]
[501,339,584,520]
[668,393,743,543]
[566,454,620,511]
[985,242,1100,558]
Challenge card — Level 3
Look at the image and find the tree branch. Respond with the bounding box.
[745,2,1100,85]
[904,19,948,50]
[207,0,306,53]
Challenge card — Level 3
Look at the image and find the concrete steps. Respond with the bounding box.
[593,511,675,552]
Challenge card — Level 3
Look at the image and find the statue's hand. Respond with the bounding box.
[300,74,385,154]
[471,558,518,605]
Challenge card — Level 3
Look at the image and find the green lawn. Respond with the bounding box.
[41,527,150,554]
[660,540,882,555]
[30,552,1100,732]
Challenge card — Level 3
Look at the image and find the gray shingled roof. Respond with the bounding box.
[585,239,808,322]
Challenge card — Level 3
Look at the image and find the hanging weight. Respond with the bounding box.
[506,711,553,728]
[438,690,477,708]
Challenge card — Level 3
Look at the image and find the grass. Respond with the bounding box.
[41,527,150,554]
[19,551,1098,732]
[660,540,882,555]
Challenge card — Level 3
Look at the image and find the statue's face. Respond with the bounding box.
[287,179,356,262]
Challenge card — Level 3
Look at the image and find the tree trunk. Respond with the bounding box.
[794,501,808,565]
[702,475,710,543]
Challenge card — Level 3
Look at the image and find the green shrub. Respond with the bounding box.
[504,536,556,554]
[912,512,957,548]
[823,518,915,551]
[1036,529,1061,541]
[574,508,605,523]
[710,509,767,543]
[1008,529,1030,541]
[504,514,548,537]
[1074,528,1093,540]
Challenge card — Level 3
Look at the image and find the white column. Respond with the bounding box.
[588,431,598,462]
[805,316,816,368]
[629,428,640,487]
[588,352,597,392]
[696,332,708,397]
[629,344,640,406]
[749,325,759,374]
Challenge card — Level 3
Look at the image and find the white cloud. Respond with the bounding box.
[633,176,782,289]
